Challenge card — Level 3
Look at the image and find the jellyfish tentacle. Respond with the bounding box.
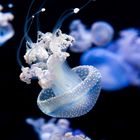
[53,0,96,33]
[17,0,47,67]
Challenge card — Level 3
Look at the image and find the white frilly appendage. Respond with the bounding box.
[20,29,74,89]
[20,29,101,118]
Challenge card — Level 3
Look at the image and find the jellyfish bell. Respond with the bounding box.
[111,28,140,86]
[8,3,14,8]
[37,65,101,118]
[19,0,101,118]
[80,48,130,91]
[91,21,114,46]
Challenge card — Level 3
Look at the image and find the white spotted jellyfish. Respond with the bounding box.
[18,0,101,118]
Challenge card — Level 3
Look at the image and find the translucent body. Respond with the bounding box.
[80,28,140,90]
[26,118,91,140]
[81,48,129,90]
[91,21,114,46]
[20,29,101,118]
[37,65,101,118]
[0,5,14,46]
[69,20,114,52]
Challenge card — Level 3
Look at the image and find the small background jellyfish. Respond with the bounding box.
[69,20,114,52]
[0,4,14,46]
[90,21,114,46]
[26,117,91,140]
[81,47,130,91]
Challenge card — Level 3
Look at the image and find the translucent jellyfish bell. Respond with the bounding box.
[0,5,14,46]
[91,21,114,46]
[69,20,114,53]
[80,48,129,90]
[37,65,101,118]
[80,27,140,91]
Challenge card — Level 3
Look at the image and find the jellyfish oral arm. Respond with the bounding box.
[20,29,75,89]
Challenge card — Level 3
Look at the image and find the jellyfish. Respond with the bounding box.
[80,48,130,90]
[19,29,101,118]
[108,28,140,86]
[26,117,91,140]
[80,28,140,91]
[91,21,114,46]
[18,0,101,118]
[69,20,114,53]
[0,4,14,46]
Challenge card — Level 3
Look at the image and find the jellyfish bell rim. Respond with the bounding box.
[37,65,101,118]
[91,21,114,46]
[37,65,98,103]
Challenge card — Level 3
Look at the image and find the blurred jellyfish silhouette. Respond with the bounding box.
[0,4,14,46]
[69,20,92,52]
[80,28,140,90]
[18,2,101,118]
[91,21,114,46]
[26,117,91,140]
[69,19,114,52]
[81,47,130,90]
